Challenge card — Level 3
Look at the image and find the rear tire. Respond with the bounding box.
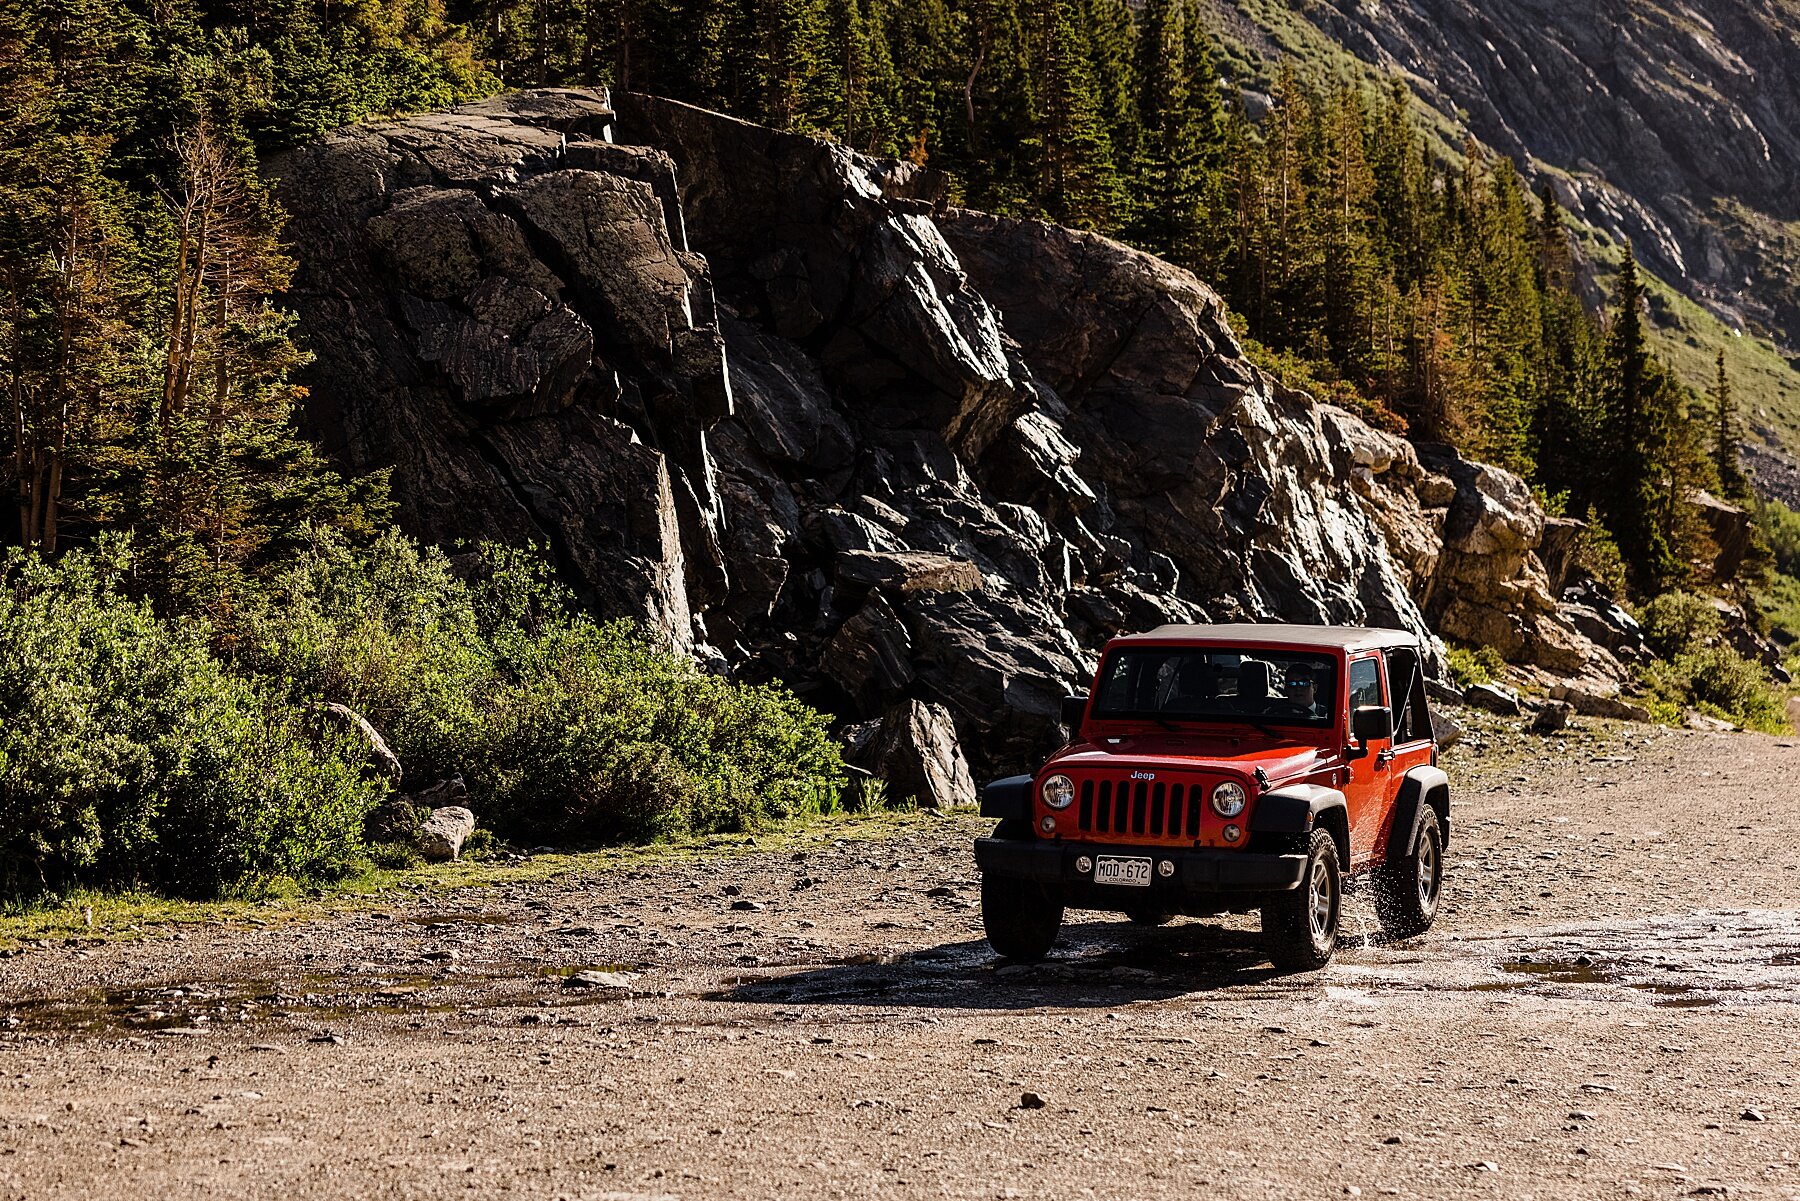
[1374,806,1443,939]
[1260,829,1341,971]
[982,876,1064,961]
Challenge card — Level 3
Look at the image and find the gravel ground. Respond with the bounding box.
[4,719,1800,1200]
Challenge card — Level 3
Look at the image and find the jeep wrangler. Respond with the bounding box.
[973,624,1450,970]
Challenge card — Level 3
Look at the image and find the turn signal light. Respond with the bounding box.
[1223,824,1242,843]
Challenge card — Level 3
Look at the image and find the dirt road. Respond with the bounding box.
[4,721,1800,1200]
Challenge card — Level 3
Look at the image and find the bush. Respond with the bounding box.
[0,527,847,901]
[1644,645,1789,733]
[0,542,383,898]
[1445,644,1505,689]
[1638,590,1724,659]
[244,530,846,846]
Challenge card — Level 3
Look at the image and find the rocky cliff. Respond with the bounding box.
[271,88,1628,785]
[1207,0,1800,498]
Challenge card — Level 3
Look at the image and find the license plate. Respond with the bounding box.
[1092,855,1153,887]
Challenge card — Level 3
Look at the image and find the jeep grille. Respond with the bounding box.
[1075,776,1203,841]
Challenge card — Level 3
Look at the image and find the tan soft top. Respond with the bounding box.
[1115,623,1423,653]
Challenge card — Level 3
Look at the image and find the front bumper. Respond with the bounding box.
[973,836,1307,907]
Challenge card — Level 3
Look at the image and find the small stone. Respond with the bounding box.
[730,900,765,912]
[308,1033,345,1045]
[1568,1111,1594,1121]
[1382,1136,1402,1145]
[925,886,955,897]
[1019,1092,1047,1110]
[1530,702,1572,734]
[1469,1161,1498,1173]
[1740,1108,1765,1122]
[563,970,638,990]
[722,885,741,896]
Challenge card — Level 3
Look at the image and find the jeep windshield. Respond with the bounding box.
[1091,646,1339,728]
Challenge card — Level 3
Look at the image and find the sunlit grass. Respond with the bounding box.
[0,806,976,950]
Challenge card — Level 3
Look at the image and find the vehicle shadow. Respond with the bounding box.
[710,918,1315,1010]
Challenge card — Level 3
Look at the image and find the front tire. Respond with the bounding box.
[1260,829,1341,971]
[982,876,1064,961]
[1374,806,1443,939]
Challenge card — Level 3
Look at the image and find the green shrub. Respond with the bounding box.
[1638,590,1724,659]
[1643,645,1788,733]
[244,530,846,845]
[459,828,498,861]
[0,542,383,898]
[1445,644,1505,689]
[0,527,847,900]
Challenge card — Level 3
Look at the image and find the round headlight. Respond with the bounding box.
[1211,781,1247,818]
[1041,774,1076,810]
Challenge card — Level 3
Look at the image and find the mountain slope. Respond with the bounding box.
[1206,0,1800,501]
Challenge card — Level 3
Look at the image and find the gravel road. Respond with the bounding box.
[4,721,1800,1200]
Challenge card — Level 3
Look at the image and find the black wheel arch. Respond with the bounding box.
[1386,766,1451,861]
[1250,783,1349,868]
[980,774,1034,821]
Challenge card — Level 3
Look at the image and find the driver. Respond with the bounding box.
[1281,665,1327,718]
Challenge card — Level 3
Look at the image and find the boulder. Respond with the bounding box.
[1529,702,1572,734]
[835,550,983,595]
[1429,708,1465,748]
[1684,710,1735,732]
[847,699,976,809]
[1689,491,1752,582]
[1550,682,1653,723]
[1464,682,1524,717]
[315,702,403,786]
[408,775,468,809]
[418,806,476,861]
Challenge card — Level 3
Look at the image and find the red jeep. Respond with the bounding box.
[973,624,1450,970]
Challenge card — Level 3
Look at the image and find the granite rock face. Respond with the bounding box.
[274,88,1630,776]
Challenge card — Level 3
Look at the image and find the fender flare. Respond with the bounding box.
[980,775,1034,821]
[1387,765,1451,858]
[1249,783,1349,863]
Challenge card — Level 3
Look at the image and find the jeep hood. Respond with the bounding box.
[1051,734,1333,786]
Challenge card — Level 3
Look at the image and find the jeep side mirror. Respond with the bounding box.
[1351,705,1393,746]
[1061,694,1089,739]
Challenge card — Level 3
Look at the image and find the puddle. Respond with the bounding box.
[1459,910,1800,1008]
[402,912,522,929]
[537,963,639,979]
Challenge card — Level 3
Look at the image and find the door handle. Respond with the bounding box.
[1375,749,1394,766]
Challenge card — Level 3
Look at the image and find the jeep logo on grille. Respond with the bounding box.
[1129,770,1156,781]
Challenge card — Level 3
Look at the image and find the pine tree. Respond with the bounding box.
[1709,349,1750,501]
[1596,244,1685,589]
[1081,0,1138,174]
[826,0,905,154]
[1128,0,1216,264]
[1020,0,1127,232]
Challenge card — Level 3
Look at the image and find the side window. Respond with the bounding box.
[1385,649,1428,743]
[1347,657,1383,716]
